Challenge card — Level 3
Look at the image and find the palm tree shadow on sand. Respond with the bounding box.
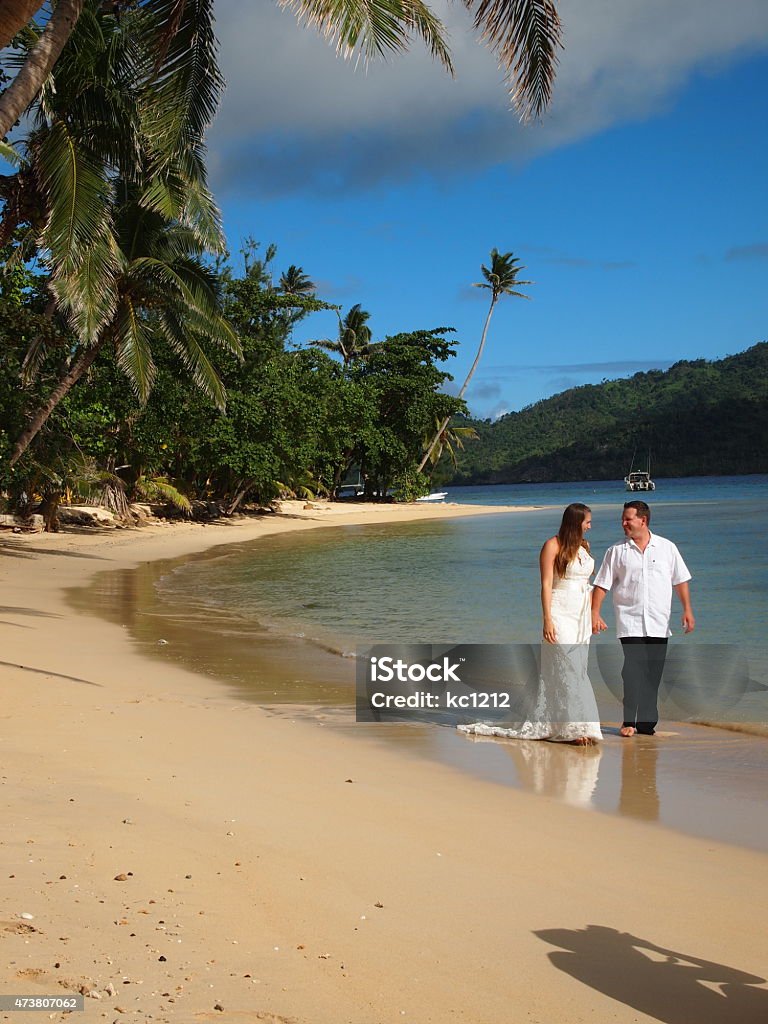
[535,925,768,1023]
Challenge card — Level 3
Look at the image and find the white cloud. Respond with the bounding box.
[208,0,768,194]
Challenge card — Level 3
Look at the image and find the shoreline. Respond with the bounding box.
[2,502,768,1022]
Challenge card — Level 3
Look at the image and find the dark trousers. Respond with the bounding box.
[620,637,668,734]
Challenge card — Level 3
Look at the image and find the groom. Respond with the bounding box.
[591,500,695,736]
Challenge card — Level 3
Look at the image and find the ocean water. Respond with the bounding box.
[149,475,768,690]
[72,475,768,852]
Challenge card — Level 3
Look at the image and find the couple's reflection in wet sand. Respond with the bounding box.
[464,731,661,820]
[503,739,603,809]
[618,736,660,821]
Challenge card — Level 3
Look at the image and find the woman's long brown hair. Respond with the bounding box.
[554,503,591,578]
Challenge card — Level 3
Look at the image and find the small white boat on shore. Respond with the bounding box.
[416,491,448,502]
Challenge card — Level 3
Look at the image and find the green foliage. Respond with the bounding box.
[390,470,430,502]
[445,343,768,483]
[0,248,463,519]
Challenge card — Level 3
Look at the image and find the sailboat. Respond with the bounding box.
[625,450,655,492]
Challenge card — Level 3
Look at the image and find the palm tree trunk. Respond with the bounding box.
[225,479,255,516]
[457,296,497,401]
[0,0,84,139]
[417,296,497,473]
[9,341,102,466]
[0,0,43,50]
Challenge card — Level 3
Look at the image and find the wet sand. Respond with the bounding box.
[2,503,768,1022]
[70,528,768,854]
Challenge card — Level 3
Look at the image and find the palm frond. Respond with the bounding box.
[139,175,187,222]
[53,220,120,343]
[279,264,315,295]
[138,0,223,165]
[465,0,562,120]
[135,474,192,512]
[172,145,224,249]
[34,120,114,275]
[113,295,157,402]
[129,255,240,355]
[138,149,223,252]
[309,338,344,354]
[280,0,453,72]
[0,139,26,168]
[159,310,228,410]
[474,248,532,299]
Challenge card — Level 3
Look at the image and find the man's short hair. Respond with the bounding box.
[624,499,651,524]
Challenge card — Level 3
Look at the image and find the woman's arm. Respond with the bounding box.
[540,537,559,644]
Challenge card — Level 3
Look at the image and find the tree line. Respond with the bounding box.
[0,238,468,526]
[0,0,549,527]
[439,343,768,485]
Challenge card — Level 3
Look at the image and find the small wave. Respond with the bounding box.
[691,719,768,739]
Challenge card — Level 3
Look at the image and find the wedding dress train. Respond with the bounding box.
[459,550,602,743]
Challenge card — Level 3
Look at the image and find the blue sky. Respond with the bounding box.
[204,0,768,418]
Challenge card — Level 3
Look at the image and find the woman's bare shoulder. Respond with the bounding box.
[540,535,560,555]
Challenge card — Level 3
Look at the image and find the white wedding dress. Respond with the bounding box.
[458,550,602,743]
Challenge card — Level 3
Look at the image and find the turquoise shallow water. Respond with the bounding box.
[153,475,768,691]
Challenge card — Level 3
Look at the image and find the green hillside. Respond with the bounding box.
[441,342,768,484]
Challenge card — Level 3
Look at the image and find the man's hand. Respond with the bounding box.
[674,582,694,633]
[592,615,607,634]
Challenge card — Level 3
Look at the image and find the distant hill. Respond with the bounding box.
[440,342,768,484]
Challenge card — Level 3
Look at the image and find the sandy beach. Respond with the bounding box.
[2,501,767,1023]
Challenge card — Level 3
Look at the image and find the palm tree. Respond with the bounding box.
[3,0,234,466]
[311,303,373,365]
[422,419,479,470]
[418,249,530,472]
[278,264,315,296]
[0,1,562,138]
[1,0,223,341]
[9,200,239,466]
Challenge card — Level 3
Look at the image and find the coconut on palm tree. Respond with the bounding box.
[418,249,530,472]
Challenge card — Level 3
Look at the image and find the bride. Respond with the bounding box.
[459,503,602,745]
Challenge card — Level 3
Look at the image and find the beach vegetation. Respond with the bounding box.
[418,248,530,472]
[422,419,479,469]
[0,238,467,523]
[310,303,375,366]
[2,0,237,468]
[390,469,431,502]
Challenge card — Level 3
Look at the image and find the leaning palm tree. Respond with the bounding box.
[311,303,373,365]
[3,0,234,466]
[9,200,239,465]
[0,1,562,139]
[418,249,530,472]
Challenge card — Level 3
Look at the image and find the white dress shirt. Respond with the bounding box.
[593,532,691,638]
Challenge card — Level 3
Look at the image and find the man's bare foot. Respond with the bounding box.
[620,726,637,738]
